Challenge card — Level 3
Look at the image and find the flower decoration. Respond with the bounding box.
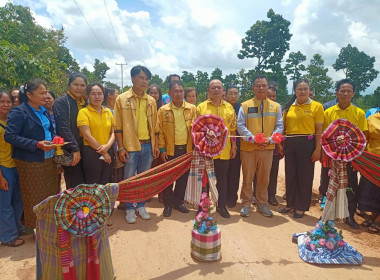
[307,135,314,140]
[254,133,266,144]
[306,220,345,251]
[272,132,283,144]
[193,192,218,234]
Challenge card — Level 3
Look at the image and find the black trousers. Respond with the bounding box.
[163,147,189,207]
[318,165,329,195]
[83,146,114,185]
[285,137,315,211]
[227,151,241,205]
[63,158,85,189]
[214,159,230,208]
[346,162,359,216]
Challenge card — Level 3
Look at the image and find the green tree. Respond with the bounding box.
[238,9,292,72]
[210,68,223,81]
[149,74,164,89]
[81,59,110,84]
[305,54,334,102]
[333,44,379,94]
[0,3,79,94]
[103,81,121,91]
[372,86,380,107]
[266,64,289,105]
[284,51,307,81]
[195,71,209,96]
[224,74,239,87]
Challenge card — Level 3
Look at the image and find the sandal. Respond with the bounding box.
[368,222,379,234]
[279,207,293,214]
[2,237,25,247]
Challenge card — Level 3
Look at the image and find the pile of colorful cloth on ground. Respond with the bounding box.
[297,221,363,265]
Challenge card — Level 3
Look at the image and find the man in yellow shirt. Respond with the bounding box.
[324,78,367,229]
[237,75,283,218]
[157,81,196,217]
[197,79,237,218]
[114,65,159,224]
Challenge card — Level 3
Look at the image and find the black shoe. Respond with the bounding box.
[318,194,324,204]
[163,206,172,217]
[346,216,359,229]
[293,212,304,219]
[173,204,189,213]
[268,199,278,206]
[227,202,236,208]
[217,206,230,218]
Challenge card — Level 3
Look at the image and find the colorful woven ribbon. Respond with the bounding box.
[118,152,193,202]
[352,151,380,188]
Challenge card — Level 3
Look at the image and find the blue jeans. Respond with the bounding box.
[0,166,24,243]
[123,143,153,210]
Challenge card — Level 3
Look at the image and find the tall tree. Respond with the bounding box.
[238,9,292,72]
[195,71,209,95]
[0,3,78,94]
[149,74,164,89]
[181,71,196,88]
[305,54,333,101]
[224,74,239,87]
[210,68,223,81]
[284,51,307,81]
[81,59,110,84]
[333,44,379,94]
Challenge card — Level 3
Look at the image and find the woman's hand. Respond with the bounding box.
[96,144,109,155]
[103,152,112,164]
[0,176,9,191]
[72,151,81,166]
[37,141,55,151]
[311,148,321,163]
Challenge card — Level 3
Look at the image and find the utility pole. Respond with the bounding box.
[116,63,127,90]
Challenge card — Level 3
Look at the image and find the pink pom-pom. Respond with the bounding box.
[248,136,252,141]
[307,135,314,140]
[282,136,286,141]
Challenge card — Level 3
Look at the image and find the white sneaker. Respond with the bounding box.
[126,209,136,224]
[136,206,151,220]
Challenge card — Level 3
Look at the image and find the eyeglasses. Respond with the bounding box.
[210,86,223,91]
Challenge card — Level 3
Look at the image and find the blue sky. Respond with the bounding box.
[2,0,380,94]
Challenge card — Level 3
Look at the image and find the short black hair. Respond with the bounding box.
[268,85,277,93]
[226,84,239,92]
[268,81,279,88]
[47,90,56,99]
[168,74,181,84]
[131,65,152,80]
[336,78,356,92]
[252,74,268,85]
[68,72,87,86]
[87,83,105,95]
[169,80,184,91]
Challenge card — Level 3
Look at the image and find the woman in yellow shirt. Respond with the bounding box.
[0,90,25,246]
[280,78,324,218]
[77,83,115,184]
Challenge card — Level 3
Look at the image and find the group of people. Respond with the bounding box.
[1,65,379,249]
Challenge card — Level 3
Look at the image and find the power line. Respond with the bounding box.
[103,0,125,61]
[73,0,110,58]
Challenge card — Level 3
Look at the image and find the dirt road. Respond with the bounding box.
[1,161,380,280]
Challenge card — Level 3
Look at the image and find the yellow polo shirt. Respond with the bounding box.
[77,105,114,145]
[285,99,324,135]
[197,99,237,160]
[172,102,188,145]
[324,104,367,132]
[0,120,15,168]
[366,113,380,155]
[67,91,85,110]
[132,90,150,140]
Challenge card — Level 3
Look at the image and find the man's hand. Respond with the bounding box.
[154,146,160,159]
[118,149,129,163]
[0,176,9,191]
[160,151,168,162]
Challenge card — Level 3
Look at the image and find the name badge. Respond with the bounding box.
[248,107,258,113]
